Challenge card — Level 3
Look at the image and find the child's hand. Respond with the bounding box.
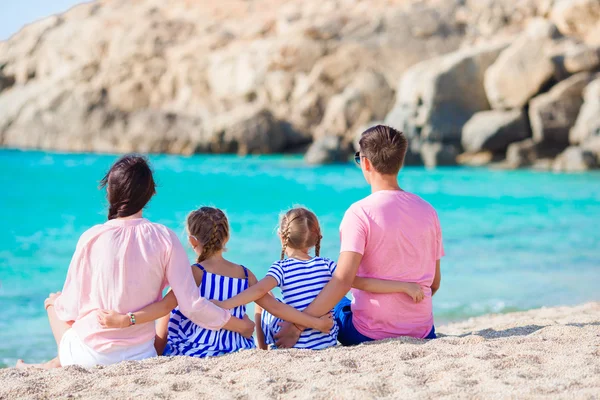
[317,312,334,333]
[406,283,424,303]
[97,310,131,329]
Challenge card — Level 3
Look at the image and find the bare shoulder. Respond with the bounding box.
[191,264,204,286]
[245,268,259,286]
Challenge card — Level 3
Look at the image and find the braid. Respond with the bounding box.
[315,234,322,257]
[280,219,291,260]
[279,208,322,260]
[190,207,230,263]
[199,216,218,262]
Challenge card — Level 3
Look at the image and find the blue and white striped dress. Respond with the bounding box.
[164,264,256,358]
[261,257,339,349]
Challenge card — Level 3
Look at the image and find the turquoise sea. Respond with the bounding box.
[1,149,599,367]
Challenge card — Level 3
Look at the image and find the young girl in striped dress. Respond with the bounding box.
[98,207,332,357]
[213,207,340,350]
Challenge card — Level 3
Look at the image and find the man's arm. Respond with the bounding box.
[273,252,362,348]
[431,260,441,296]
[302,251,363,318]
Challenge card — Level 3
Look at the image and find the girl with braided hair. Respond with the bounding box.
[212,207,340,350]
[98,207,332,357]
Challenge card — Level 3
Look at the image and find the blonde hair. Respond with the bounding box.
[279,207,322,260]
[187,207,229,263]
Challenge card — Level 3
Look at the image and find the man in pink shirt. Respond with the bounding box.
[276,125,443,346]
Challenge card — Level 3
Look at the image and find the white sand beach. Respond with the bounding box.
[1,302,598,399]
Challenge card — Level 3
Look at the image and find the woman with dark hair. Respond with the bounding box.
[17,155,254,368]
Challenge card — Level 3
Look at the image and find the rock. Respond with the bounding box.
[461,110,530,153]
[315,71,394,140]
[215,108,288,155]
[0,0,597,162]
[563,45,600,74]
[551,0,600,46]
[386,41,509,144]
[581,136,600,158]
[304,136,351,164]
[0,73,15,93]
[484,29,556,109]
[457,151,494,166]
[505,138,563,168]
[506,139,538,167]
[570,78,600,145]
[552,146,598,172]
[529,72,598,146]
[420,142,459,168]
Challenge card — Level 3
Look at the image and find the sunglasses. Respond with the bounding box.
[354,151,363,165]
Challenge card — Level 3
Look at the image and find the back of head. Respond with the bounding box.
[187,207,229,262]
[279,207,322,260]
[359,125,408,175]
[100,154,156,220]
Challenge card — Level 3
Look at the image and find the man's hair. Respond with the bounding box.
[358,125,408,175]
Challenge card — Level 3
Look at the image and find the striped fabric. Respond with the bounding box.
[164,264,256,358]
[261,257,339,349]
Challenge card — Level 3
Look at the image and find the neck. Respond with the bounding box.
[118,210,143,220]
[285,248,311,260]
[200,251,225,263]
[369,173,401,193]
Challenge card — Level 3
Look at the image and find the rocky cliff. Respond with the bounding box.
[0,0,599,171]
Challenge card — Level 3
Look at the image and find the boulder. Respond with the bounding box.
[530,72,598,146]
[570,78,600,145]
[506,139,538,168]
[456,151,494,166]
[551,0,600,46]
[0,73,15,94]
[484,27,556,109]
[505,138,563,168]
[304,136,351,165]
[563,45,600,74]
[552,146,598,172]
[216,108,288,155]
[461,109,530,153]
[420,142,459,168]
[314,71,394,140]
[385,41,509,144]
[581,136,600,158]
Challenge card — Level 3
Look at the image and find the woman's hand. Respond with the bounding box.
[240,315,255,339]
[44,292,61,310]
[97,310,131,329]
[405,283,424,303]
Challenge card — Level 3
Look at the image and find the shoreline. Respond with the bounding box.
[2,302,598,399]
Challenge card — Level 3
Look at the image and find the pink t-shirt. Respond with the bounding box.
[340,190,444,340]
[53,218,231,353]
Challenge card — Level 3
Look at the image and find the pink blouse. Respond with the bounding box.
[53,218,231,352]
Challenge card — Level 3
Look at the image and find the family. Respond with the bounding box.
[17,124,443,369]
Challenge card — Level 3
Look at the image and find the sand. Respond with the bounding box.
[1,302,599,400]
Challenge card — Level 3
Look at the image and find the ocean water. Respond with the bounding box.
[1,149,599,367]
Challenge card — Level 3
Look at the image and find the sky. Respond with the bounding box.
[0,0,89,40]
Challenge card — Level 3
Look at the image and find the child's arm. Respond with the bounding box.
[255,295,333,333]
[213,276,278,310]
[98,290,179,328]
[352,277,425,303]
